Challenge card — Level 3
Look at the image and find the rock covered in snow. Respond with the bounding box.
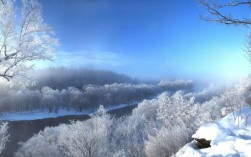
[192,138,210,149]
[175,107,251,157]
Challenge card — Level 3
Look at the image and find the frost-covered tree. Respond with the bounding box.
[69,87,86,111]
[15,125,67,157]
[110,98,160,157]
[143,92,197,157]
[0,122,9,155]
[111,115,149,157]
[41,87,61,112]
[59,106,113,157]
[112,150,126,157]
[145,126,191,157]
[0,0,58,81]
[9,88,41,111]
[16,106,113,157]
[156,91,196,128]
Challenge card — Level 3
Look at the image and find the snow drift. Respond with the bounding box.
[175,107,251,157]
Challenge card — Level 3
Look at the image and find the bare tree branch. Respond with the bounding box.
[199,0,251,26]
[199,0,251,65]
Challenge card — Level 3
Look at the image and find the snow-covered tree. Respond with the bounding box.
[142,92,197,157]
[69,87,86,111]
[110,99,159,157]
[59,106,113,157]
[112,150,126,157]
[15,106,114,157]
[41,87,61,113]
[15,125,67,157]
[0,122,9,155]
[145,126,191,157]
[111,115,148,157]
[156,91,196,128]
[0,0,58,81]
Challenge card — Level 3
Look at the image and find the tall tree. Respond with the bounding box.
[0,122,9,155]
[0,0,58,81]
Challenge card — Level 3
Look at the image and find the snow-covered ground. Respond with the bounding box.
[175,107,251,157]
[0,103,137,121]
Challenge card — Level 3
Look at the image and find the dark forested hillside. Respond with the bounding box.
[29,67,138,90]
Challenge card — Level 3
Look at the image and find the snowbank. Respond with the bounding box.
[0,103,136,121]
[0,109,90,121]
[175,107,251,157]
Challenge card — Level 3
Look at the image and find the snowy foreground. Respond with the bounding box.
[0,103,135,121]
[175,107,251,157]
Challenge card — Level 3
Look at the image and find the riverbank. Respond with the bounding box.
[1,104,137,157]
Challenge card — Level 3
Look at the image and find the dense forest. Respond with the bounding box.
[0,68,194,113]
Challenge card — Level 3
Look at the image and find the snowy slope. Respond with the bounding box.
[175,107,251,157]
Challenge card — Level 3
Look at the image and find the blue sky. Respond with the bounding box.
[36,0,250,81]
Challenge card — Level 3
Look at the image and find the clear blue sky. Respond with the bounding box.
[36,0,250,81]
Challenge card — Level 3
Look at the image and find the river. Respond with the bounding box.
[1,105,137,157]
